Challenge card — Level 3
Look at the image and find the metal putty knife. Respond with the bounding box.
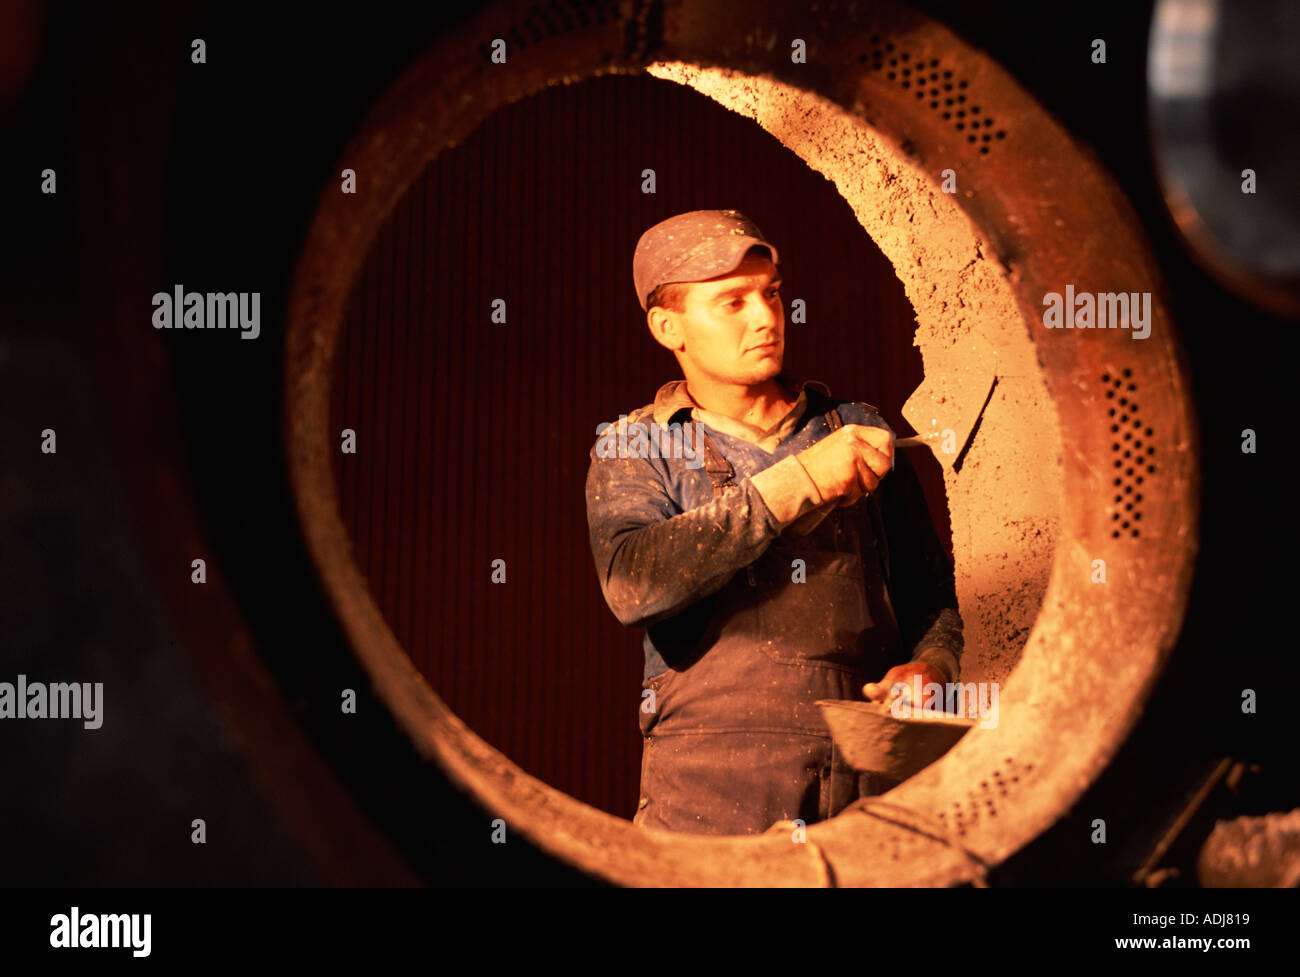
[893,334,998,472]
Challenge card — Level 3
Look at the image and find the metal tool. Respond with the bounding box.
[787,334,996,535]
[892,333,998,472]
[816,698,974,781]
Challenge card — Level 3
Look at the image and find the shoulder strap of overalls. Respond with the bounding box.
[694,423,735,494]
[695,401,846,497]
[823,399,892,586]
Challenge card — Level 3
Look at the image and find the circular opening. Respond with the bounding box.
[284,0,1198,886]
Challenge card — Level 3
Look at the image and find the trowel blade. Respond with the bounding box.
[897,334,998,472]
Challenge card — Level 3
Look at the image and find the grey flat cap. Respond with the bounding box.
[632,209,780,312]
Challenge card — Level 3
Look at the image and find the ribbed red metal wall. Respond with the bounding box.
[329,73,946,818]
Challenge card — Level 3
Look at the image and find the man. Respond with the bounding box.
[585,209,963,836]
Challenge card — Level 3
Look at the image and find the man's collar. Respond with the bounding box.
[651,373,832,427]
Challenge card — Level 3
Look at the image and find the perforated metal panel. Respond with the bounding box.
[1106,369,1157,539]
[936,757,1034,837]
[863,36,1007,155]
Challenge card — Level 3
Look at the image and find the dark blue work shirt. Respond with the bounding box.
[585,376,963,683]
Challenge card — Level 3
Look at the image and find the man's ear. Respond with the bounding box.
[647,307,684,353]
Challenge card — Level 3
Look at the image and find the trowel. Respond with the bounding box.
[787,333,996,536]
[893,333,999,472]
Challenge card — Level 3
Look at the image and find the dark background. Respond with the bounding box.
[1,0,1295,886]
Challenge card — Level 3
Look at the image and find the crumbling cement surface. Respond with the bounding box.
[1199,808,1300,887]
[646,63,1063,685]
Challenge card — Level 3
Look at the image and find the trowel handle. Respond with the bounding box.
[894,436,932,449]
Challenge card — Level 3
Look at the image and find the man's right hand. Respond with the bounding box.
[795,424,894,507]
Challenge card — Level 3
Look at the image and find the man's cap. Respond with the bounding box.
[632,209,780,312]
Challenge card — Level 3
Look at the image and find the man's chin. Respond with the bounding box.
[732,365,781,386]
[708,358,783,386]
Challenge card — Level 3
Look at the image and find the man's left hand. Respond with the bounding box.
[862,662,946,706]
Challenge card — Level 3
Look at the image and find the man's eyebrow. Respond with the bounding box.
[713,276,783,298]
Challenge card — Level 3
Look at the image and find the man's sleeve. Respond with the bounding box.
[876,447,964,683]
[585,426,824,629]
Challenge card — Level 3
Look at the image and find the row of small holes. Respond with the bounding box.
[478,0,614,57]
[936,759,1031,836]
[1104,369,1154,538]
[860,37,1006,155]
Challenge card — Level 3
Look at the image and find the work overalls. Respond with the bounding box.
[633,407,906,836]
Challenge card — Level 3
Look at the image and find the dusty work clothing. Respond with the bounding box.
[585,377,963,836]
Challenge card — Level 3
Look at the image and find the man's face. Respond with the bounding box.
[658,250,784,386]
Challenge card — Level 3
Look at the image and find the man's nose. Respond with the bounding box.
[748,294,779,332]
